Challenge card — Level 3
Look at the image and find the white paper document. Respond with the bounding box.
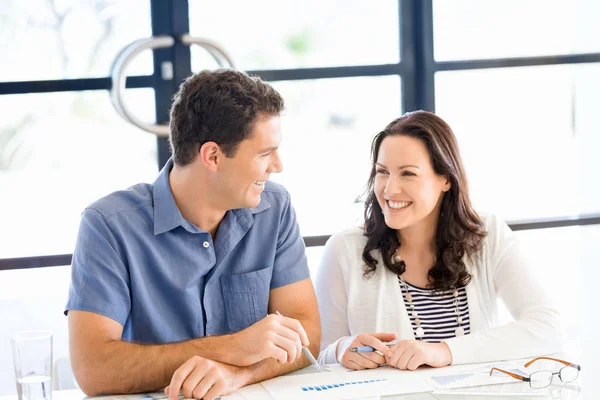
[259,365,432,400]
[426,360,530,390]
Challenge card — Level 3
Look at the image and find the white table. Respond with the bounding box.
[0,377,583,400]
[0,386,584,400]
[1,356,588,400]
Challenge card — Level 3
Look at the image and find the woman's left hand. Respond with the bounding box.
[386,340,452,370]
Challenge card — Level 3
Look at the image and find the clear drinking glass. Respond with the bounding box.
[11,331,53,400]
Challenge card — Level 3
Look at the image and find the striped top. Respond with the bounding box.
[399,279,470,342]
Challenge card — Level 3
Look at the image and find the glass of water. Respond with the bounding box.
[11,331,53,400]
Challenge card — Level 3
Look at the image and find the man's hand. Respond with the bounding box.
[339,333,396,370]
[165,356,243,400]
[386,340,452,370]
[230,314,310,366]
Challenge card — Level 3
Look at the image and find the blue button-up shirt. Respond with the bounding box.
[65,159,309,344]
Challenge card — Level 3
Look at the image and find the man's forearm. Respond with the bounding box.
[75,334,236,396]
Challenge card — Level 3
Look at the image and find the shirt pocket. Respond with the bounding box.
[220,265,273,332]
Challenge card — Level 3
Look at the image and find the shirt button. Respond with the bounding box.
[203,241,209,248]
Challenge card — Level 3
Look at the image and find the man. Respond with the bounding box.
[65,69,320,400]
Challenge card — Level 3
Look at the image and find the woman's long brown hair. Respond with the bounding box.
[362,111,487,291]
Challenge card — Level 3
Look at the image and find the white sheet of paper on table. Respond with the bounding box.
[424,360,534,390]
[259,365,432,400]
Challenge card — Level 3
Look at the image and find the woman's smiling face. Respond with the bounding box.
[374,134,450,231]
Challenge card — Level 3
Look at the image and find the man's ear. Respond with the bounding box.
[199,142,221,172]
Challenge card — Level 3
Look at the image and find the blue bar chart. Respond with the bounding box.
[301,378,387,392]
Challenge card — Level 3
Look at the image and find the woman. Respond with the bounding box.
[315,111,563,370]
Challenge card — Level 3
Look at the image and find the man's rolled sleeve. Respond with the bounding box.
[270,194,310,289]
[65,208,131,326]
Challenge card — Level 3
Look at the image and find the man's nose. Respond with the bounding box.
[268,151,283,173]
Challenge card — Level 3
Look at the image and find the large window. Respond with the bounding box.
[271,76,402,236]
[189,0,400,70]
[0,90,157,259]
[0,1,405,393]
[0,1,153,81]
[1,0,599,395]
[436,64,600,220]
[433,0,600,60]
[430,1,600,379]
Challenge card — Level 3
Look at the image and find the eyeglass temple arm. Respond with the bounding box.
[524,357,581,371]
[489,367,530,382]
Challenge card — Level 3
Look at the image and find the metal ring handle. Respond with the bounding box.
[180,34,236,69]
[110,36,174,137]
[110,35,235,137]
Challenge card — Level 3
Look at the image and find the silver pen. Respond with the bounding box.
[275,311,322,372]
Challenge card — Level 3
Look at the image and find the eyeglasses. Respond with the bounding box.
[490,357,581,389]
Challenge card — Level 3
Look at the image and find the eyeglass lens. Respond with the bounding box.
[530,370,553,389]
[559,366,579,383]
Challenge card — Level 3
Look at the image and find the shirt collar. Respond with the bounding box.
[152,158,272,235]
[152,158,186,235]
[232,196,271,228]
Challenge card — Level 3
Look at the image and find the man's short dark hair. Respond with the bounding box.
[169,69,285,166]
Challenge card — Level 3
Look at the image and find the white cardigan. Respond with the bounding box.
[315,213,564,365]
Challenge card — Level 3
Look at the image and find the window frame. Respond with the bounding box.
[1,0,599,270]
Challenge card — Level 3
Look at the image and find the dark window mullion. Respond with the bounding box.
[150,0,192,170]
[435,53,600,72]
[401,0,435,112]
[415,0,435,112]
[249,64,404,82]
[400,0,416,112]
[0,76,155,95]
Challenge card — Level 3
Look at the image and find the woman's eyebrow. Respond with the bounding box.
[376,162,420,169]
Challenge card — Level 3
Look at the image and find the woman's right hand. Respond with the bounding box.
[339,333,397,370]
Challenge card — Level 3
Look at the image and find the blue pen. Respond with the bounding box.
[349,344,394,353]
